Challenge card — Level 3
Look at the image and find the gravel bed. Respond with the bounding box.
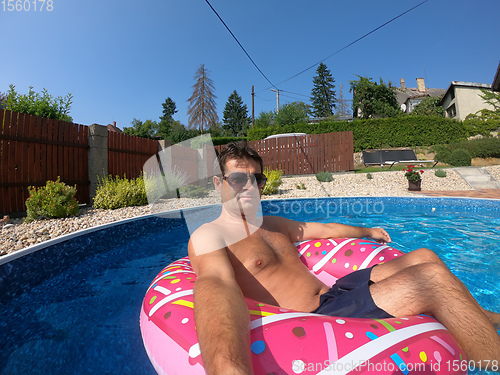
[1,166,498,257]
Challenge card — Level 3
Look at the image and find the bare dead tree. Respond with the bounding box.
[187,64,218,134]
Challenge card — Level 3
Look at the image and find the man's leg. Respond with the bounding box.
[371,248,500,329]
[369,261,500,364]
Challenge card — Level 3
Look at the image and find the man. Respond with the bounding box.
[188,141,500,375]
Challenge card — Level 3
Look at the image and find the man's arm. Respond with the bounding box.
[189,235,254,375]
[274,217,391,244]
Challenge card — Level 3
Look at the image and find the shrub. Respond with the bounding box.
[25,177,79,222]
[366,173,373,180]
[316,171,333,182]
[433,148,452,165]
[262,167,283,195]
[178,184,210,198]
[295,182,306,190]
[434,169,447,178]
[93,175,148,209]
[143,166,189,202]
[5,84,73,122]
[450,149,472,167]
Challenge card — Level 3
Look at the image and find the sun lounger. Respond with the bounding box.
[362,149,437,168]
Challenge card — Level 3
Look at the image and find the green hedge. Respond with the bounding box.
[432,137,500,159]
[247,117,499,152]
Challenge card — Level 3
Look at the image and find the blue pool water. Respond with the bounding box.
[0,197,499,374]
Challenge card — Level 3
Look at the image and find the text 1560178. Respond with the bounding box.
[1,0,53,11]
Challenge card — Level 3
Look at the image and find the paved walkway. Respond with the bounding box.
[415,189,500,199]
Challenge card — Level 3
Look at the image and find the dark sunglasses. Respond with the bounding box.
[222,172,267,190]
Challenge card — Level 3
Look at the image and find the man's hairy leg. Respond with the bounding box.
[370,262,500,365]
[371,248,500,329]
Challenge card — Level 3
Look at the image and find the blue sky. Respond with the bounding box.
[1,0,499,130]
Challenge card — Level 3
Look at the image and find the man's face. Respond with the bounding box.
[214,157,265,215]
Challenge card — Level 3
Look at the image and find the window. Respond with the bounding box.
[446,104,456,118]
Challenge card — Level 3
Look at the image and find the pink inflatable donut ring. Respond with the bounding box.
[140,238,466,375]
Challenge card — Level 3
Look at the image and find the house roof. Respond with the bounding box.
[395,87,446,106]
[439,81,492,105]
[492,62,500,91]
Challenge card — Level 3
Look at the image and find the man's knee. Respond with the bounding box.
[412,262,453,287]
[409,247,443,265]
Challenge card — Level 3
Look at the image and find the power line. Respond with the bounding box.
[203,0,277,89]
[280,90,310,98]
[258,0,430,93]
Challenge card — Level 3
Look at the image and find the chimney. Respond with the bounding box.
[113,121,117,127]
[400,78,406,91]
[417,78,426,93]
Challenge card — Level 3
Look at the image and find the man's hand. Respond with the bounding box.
[367,228,391,244]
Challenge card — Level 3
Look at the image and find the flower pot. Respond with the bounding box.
[408,180,421,191]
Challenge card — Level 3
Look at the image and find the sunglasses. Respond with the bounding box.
[222,172,267,190]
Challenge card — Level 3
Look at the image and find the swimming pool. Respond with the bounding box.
[1,197,499,374]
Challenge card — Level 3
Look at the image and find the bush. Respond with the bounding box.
[25,177,79,222]
[450,149,472,167]
[433,147,452,165]
[93,175,148,209]
[5,84,73,122]
[295,182,306,190]
[316,171,333,182]
[366,173,373,180]
[435,169,447,178]
[178,184,210,198]
[262,167,283,195]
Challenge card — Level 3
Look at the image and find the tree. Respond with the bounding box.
[254,110,276,128]
[412,96,445,117]
[274,101,309,127]
[349,76,400,119]
[0,91,7,109]
[168,121,200,143]
[187,64,219,134]
[222,90,250,136]
[123,118,159,139]
[310,63,337,118]
[4,84,73,121]
[160,97,178,122]
[158,97,178,140]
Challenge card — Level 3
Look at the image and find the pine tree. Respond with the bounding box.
[158,97,178,139]
[310,63,337,118]
[187,64,218,134]
[222,90,250,136]
[160,97,178,122]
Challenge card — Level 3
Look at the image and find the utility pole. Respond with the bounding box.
[271,88,280,113]
[251,85,255,127]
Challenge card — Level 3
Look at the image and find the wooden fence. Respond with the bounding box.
[0,109,89,215]
[1,110,353,216]
[108,132,158,179]
[215,132,353,175]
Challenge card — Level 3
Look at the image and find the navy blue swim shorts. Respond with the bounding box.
[311,266,393,319]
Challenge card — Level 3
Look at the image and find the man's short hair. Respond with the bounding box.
[216,141,263,175]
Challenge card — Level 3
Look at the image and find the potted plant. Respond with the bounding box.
[403,165,424,191]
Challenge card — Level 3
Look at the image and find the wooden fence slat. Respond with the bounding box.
[2,110,14,213]
[39,116,48,187]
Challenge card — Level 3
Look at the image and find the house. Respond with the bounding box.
[492,62,500,92]
[395,78,446,113]
[107,121,122,133]
[440,81,494,121]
